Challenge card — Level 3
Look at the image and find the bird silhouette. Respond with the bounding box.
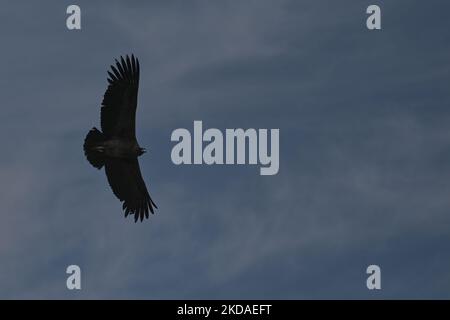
[83,55,157,222]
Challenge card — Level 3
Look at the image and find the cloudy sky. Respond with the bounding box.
[0,0,450,299]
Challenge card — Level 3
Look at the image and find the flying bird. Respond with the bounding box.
[83,55,157,222]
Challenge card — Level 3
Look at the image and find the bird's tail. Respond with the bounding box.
[83,127,106,169]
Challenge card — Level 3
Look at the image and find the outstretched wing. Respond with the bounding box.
[104,157,157,222]
[101,55,140,139]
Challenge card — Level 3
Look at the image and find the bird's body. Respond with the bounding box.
[95,139,144,158]
[83,55,157,222]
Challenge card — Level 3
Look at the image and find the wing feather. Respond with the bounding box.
[104,157,157,222]
[101,55,140,139]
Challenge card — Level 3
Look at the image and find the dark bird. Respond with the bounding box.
[83,55,157,222]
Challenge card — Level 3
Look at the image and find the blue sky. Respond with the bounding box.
[0,0,450,299]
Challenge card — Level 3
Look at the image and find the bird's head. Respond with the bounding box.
[138,147,146,156]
